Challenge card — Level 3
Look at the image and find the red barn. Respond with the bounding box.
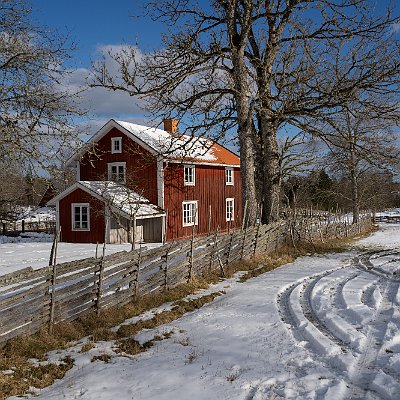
[48,119,242,243]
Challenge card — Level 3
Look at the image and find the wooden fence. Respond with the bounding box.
[1,220,56,237]
[374,215,400,224]
[0,215,373,345]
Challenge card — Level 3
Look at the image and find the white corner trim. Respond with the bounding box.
[157,157,165,208]
[76,161,80,181]
[55,201,60,234]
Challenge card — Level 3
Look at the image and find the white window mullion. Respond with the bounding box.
[72,203,90,231]
[225,168,234,185]
[108,162,126,183]
[226,198,234,222]
[184,165,195,186]
[182,200,198,226]
[111,137,122,154]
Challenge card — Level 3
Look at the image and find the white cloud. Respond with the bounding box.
[60,44,147,119]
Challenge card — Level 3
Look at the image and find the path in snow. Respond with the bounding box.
[8,224,400,400]
[277,251,400,399]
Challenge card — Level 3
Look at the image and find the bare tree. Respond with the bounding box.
[302,106,399,223]
[91,0,400,224]
[0,0,85,174]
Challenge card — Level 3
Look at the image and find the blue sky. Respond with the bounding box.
[32,1,167,131]
[32,0,165,67]
[31,0,400,138]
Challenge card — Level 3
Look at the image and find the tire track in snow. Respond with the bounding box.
[299,270,359,351]
[276,266,368,398]
[277,252,400,399]
[345,252,400,399]
[361,283,380,309]
[346,280,400,400]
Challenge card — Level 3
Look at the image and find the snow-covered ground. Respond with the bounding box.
[7,223,399,400]
[0,239,160,276]
[16,206,55,224]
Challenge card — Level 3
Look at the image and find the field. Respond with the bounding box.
[0,238,161,276]
[3,223,397,399]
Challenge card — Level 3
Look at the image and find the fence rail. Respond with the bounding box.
[1,220,56,236]
[374,215,400,224]
[0,215,373,345]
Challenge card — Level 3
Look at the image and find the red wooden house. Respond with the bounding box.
[48,119,242,243]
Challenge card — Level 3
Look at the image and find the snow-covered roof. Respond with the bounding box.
[66,119,240,167]
[115,120,219,162]
[48,181,165,220]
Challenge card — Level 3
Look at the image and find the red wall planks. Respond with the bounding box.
[79,127,159,205]
[164,163,242,240]
[59,188,105,243]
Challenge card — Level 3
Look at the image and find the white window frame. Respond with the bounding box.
[182,200,198,227]
[111,137,122,154]
[108,162,126,183]
[184,165,195,186]
[71,203,90,231]
[226,198,235,222]
[225,167,234,185]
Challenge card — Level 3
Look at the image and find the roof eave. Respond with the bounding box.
[65,119,162,168]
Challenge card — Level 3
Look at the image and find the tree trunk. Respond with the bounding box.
[238,123,257,226]
[257,104,281,224]
[228,10,257,226]
[350,169,359,224]
[261,125,281,224]
[349,133,360,224]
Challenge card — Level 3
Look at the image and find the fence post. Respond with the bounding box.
[214,226,225,277]
[241,200,248,231]
[209,227,218,273]
[132,246,142,299]
[187,224,196,282]
[241,225,248,259]
[162,247,169,291]
[253,205,262,257]
[48,226,61,334]
[96,243,106,315]
[226,228,234,266]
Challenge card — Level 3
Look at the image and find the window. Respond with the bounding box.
[225,168,234,185]
[111,137,122,154]
[184,165,195,186]
[72,203,90,231]
[108,162,126,183]
[182,201,198,226]
[226,198,234,222]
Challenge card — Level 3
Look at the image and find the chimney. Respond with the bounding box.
[163,118,178,134]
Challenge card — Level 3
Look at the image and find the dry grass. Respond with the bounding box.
[0,355,73,400]
[116,292,223,339]
[0,224,374,399]
[80,341,95,353]
[91,354,112,363]
[0,285,224,400]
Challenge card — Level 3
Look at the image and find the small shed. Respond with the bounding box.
[48,181,166,244]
